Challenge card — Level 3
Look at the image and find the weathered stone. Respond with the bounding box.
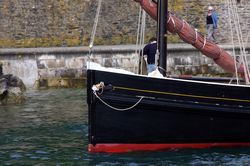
[0,74,26,105]
[0,0,249,47]
[45,78,84,88]
[0,45,249,88]
[55,69,77,78]
[1,87,25,105]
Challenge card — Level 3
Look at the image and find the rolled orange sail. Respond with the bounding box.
[137,0,245,74]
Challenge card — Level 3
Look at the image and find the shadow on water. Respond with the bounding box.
[0,88,250,165]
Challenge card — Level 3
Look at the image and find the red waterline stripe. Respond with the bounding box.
[88,143,250,153]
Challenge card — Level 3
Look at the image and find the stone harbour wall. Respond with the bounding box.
[0,44,249,88]
[0,0,249,48]
[0,46,139,88]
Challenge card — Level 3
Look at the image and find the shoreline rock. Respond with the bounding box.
[0,67,26,105]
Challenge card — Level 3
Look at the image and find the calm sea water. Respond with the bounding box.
[1,88,250,165]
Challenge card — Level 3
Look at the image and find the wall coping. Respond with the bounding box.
[0,44,249,55]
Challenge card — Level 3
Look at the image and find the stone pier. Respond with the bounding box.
[0,44,249,88]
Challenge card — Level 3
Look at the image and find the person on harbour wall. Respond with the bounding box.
[206,6,218,43]
[142,37,157,74]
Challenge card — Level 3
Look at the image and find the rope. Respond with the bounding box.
[233,0,250,83]
[89,0,102,50]
[227,0,239,84]
[201,37,207,50]
[167,15,171,23]
[170,16,176,32]
[175,19,185,33]
[87,0,103,68]
[135,7,143,57]
[135,7,146,75]
[135,7,142,73]
[228,0,250,84]
[246,30,250,47]
[213,48,222,61]
[92,85,144,111]
[139,10,146,74]
[192,29,198,45]
[158,66,167,74]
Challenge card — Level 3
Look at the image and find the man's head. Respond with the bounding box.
[149,37,157,43]
[208,6,213,11]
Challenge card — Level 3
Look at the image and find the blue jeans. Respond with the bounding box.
[147,64,156,73]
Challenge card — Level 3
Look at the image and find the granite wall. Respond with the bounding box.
[0,0,249,48]
[0,44,248,88]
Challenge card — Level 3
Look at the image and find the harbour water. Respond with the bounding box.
[1,88,250,165]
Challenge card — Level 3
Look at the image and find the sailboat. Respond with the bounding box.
[87,0,250,153]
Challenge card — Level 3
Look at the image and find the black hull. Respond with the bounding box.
[87,69,250,153]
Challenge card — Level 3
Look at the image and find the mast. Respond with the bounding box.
[157,0,167,76]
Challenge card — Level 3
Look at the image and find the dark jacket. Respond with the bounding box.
[207,11,218,28]
[143,41,157,64]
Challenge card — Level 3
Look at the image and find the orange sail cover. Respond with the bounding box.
[137,0,245,75]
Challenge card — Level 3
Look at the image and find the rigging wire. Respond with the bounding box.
[89,0,102,49]
[88,1,146,75]
[135,7,146,74]
[227,0,250,84]
[246,30,250,47]
[135,7,143,57]
[232,0,250,84]
[135,7,142,73]
[140,10,146,74]
[87,0,103,68]
[233,0,250,84]
[226,0,239,84]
